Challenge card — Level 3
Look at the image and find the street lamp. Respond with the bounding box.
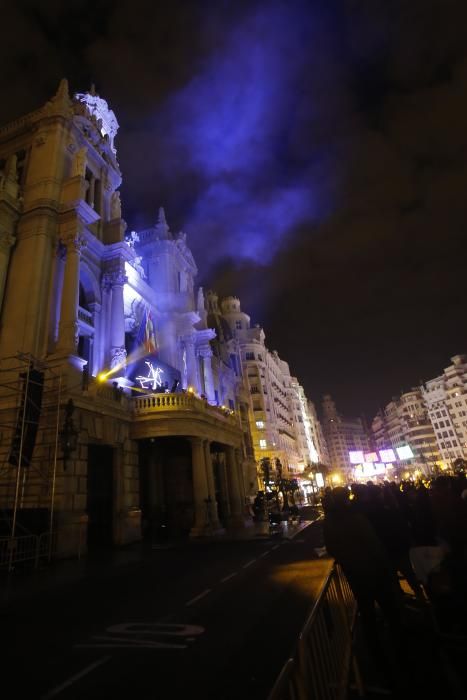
[60,399,78,470]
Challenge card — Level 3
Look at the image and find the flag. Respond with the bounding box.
[137,306,157,354]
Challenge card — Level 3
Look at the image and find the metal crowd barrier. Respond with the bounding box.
[0,524,84,571]
[268,564,362,700]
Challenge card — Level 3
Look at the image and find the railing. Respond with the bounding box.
[0,524,85,571]
[78,305,94,326]
[268,564,362,700]
[132,392,238,425]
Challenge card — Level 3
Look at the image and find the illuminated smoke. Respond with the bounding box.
[155,1,330,268]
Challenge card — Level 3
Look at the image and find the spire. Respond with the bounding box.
[155,206,171,239]
[46,78,72,116]
[55,78,70,100]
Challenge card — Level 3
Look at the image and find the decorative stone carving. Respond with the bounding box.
[108,270,127,287]
[62,232,86,253]
[35,134,46,147]
[125,231,139,248]
[110,346,127,369]
[74,90,119,154]
[133,256,146,279]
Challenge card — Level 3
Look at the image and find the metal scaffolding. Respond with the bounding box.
[0,353,63,568]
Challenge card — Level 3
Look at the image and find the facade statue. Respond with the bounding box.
[197,286,205,312]
[111,190,122,219]
[72,147,87,177]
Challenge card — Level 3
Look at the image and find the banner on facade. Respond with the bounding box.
[136,306,157,355]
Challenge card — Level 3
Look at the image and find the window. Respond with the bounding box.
[259,439,267,450]
[235,320,242,330]
[245,352,255,360]
[256,420,264,429]
[229,399,235,410]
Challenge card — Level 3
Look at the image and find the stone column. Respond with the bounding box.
[226,445,245,528]
[199,345,216,404]
[109,270,127,370]
[216,453,230,521]
[88,301,101,376]
[100,275,112,370]
[0,229,15,315]
[203,440,222,532]
[190,437,209,536]
[184,337,198,390]
[56,232,85,354]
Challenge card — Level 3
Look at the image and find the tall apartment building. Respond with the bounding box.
[422,355,467,466]
[220,296,318,481]
[0,81,252,552]
[290,378,320,468]
[321,394,370,478]
[308,400,330,466]
[372,390,440,477]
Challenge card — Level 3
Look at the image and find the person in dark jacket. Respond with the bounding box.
[323,487,403,648]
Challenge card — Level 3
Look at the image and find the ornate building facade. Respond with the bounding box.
[0,81,252,553]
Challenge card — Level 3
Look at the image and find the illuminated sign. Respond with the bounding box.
[135,361,164,391]
[379,448,396,462]
[349,450,364,464]
[364,452,378,462]
[315,473,325,488]
[396,445,414,460]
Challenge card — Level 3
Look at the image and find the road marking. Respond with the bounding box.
[75,622,205,650]
[272,545,280,550]
[221,572,237,583]
[185,589,212,606]
[41,656,111,699]
[242,559,256,569]
[259,551,270,558]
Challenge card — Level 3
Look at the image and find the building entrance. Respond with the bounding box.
[139,438,193,541]
[87,444,114,549]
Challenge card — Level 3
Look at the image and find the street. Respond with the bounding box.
[3,519,330,700]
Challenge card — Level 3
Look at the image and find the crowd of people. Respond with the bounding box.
[322,475,467,648]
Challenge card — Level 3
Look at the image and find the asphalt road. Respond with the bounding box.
[4,519,330,700]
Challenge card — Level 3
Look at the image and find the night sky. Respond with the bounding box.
[1,0,467,419]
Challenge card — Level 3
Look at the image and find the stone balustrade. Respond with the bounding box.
[132,392,237,425]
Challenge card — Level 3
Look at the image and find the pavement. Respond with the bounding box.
[0,506,321,607]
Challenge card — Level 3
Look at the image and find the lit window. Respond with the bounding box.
[256,420,264,429]
[259,439,267,449]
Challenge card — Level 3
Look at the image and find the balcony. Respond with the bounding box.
[130,392,241,442]
[78,306,93,327]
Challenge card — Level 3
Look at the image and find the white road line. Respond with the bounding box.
[185,589,212,606]
[259,550,270,558]
[272,545,280,550]
[41,656,111,699]
[221,572,237,583]
[242,559,256,569]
